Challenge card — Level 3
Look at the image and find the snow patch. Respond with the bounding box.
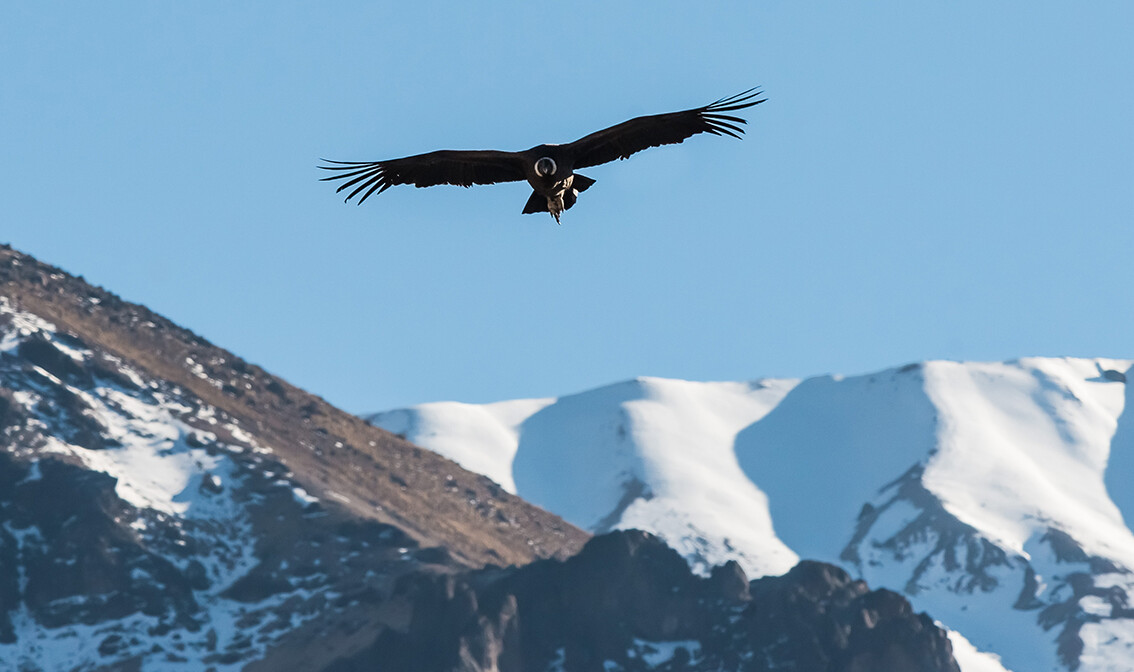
[948,628,1014,672]
[292,486,319,506]
[630,638,703,667]
[369,397,554,493]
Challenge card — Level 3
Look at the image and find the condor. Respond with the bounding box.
[320,88,764,223]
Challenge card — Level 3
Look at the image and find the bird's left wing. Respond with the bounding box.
[568,88,765,170]
[319,149,527,204]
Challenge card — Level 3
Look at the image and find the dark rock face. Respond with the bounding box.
[745,562,957,672]
[0,454,200,632]
[336,530,961,672]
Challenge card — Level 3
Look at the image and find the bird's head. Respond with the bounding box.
[535,157,557,177]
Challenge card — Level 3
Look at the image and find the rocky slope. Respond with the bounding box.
[0,244,585,568]
[0,244,585,670]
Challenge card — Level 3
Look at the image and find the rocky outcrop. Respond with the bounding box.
[336,530,960,672]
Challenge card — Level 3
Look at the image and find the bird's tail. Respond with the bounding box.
[520,174,597,216]
[572,174,596,194]
[522,191,547,214]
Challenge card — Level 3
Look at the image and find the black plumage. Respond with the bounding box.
[320,88,764,223]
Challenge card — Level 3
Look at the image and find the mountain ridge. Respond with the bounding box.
[0,243,587,568]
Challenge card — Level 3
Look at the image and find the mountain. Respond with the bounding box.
[0,244,586,670]
[0,244,962,671]
[368,358,1134,672]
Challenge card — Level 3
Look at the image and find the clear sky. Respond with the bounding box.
[3,3,1132,413]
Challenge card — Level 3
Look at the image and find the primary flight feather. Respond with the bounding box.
[319,88,765,223]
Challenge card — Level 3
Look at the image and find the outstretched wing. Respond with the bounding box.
[319,150,527,204]
[568,88,765,170]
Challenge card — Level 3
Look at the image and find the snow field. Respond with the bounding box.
[369,356,1134,672]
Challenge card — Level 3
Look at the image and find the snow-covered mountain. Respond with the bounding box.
[368,358,1134,672]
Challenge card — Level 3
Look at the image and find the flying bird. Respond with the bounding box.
[319,88,765,223]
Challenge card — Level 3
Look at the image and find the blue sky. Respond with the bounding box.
[3,3,1132,413]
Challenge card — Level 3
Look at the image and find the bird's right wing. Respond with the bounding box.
[319,150,527,204]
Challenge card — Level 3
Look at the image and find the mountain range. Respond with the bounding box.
[369,357,1134,672]
[0,244,963,671]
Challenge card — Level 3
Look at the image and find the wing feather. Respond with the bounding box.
[319,149,526,204]
[568,88,766,169]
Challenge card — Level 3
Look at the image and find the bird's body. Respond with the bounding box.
[320,89,764,223]
[516,149,597,223]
